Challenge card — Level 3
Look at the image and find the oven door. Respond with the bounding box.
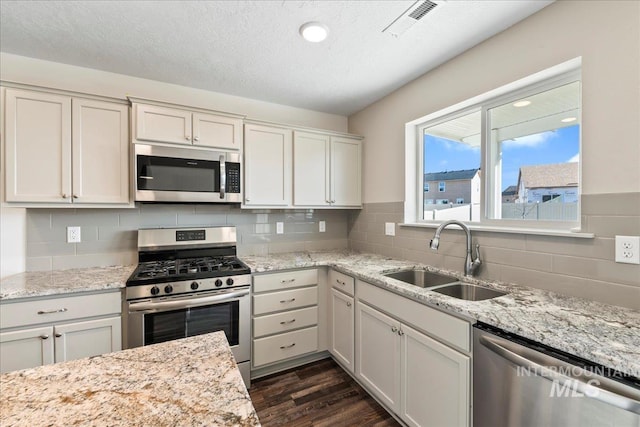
[126,288,250,363]
[134,144,241,203]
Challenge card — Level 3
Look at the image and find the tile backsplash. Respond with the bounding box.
[26,204,349,271]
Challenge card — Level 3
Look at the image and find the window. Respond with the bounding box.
[424,183,430,192]
[407,59,581,231]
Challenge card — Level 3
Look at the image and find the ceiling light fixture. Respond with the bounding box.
[513,100,531,107]
[561,117,577,123]
[300,22,329,43]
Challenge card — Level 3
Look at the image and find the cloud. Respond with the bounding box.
[502,131,556,148]
[567,153,579,162]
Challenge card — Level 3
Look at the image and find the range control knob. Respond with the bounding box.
[150,286,160,296]
[190,281,199,290]
[215,279,223,287]
[226,278,234,286]
[164,284,173,294]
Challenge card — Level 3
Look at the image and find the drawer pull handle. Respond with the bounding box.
[280,343,296,349]
[281,279,296,283]
[37,308,68,315]
[280,319,296,325]
[280,298,296,303]
[40,335,49,340]
[55,333,62,338]
[336,279,346,285]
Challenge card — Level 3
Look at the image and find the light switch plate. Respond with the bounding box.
[67,226,81,243]
[385,222,395,236]
[319,221,326,232]
[276,222,284,234]
[615,235,640,264]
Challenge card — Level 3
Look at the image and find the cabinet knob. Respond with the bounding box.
[398,329,404,336]
[391,326,398,333]
[185,136,191,141]
[245,198,250,202]
[194,136,200,141]
[62,194,68,199]
[55,333,62,338]
[40,335,49,340]
[72,194,78,199]
[347,302,352,307]
[331,200,336,203]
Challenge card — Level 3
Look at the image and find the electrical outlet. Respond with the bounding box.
[615,235,640,264]
[67,226,81,243]
[319,221,326,232]
[385,222,395,236]
[276,222,284,234]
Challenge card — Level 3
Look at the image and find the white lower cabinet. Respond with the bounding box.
[355,280,471,427]
[330,287,355,373]
[252,269,320,369]
[0,291,122,373]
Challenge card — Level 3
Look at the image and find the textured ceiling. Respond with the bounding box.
[0,0,553,115]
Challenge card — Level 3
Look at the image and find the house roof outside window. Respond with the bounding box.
[424,168,480,182]
[517,163,579,189]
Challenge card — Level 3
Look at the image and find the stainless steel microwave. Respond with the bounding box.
[134,144,241,203]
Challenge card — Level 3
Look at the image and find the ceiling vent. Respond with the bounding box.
[382,0,442,38]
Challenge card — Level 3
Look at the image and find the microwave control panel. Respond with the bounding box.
[226,163,241,193]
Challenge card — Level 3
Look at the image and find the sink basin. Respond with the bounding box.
[429,283,506,301]
[383,269,459,288]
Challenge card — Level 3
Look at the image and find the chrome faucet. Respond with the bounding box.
[429,220,481,277]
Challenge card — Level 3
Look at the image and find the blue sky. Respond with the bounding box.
[424,125,580,191]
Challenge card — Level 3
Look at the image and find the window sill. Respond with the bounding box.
[398,222,595,239]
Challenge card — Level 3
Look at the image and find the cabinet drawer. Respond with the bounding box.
[329,269,355,296]
[253,306,318,338]
[253,326,318,367]
[0,292,121,330]
[253,287,317,316]
[253,269,318,293]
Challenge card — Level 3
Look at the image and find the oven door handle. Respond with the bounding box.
[128,289,249,312]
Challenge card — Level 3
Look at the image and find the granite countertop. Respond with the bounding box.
[0,265,136,301]
[242,250,640,378]
[0,331,260,427]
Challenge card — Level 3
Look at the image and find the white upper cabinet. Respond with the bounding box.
[134,103,243,150]
[5,89,72,203]
[330,136,362,207]
[4,88,129,205]
[293,131,330,206]
[244,123,292,207]
[293,131,362,208]
[72,99,129,204]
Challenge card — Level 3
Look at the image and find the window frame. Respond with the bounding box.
[438,181,446,192]
[404,58,588,236]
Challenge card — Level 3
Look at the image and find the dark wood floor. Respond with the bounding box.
[249,358,401,427]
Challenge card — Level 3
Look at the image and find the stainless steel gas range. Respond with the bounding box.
[124,226,251,386]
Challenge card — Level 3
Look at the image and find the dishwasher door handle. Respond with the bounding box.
[479,333,640,415]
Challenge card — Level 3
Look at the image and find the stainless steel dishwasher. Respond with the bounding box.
[473,323,640,427]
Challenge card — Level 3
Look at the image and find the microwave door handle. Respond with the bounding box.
[219,154,226,199]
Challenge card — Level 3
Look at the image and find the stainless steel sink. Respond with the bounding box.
[383,269,459,288]
[429,283,506,301]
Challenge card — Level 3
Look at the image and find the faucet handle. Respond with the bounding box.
[474,244,481,261]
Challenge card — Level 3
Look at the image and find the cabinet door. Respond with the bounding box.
[330,288,354,373]
[244,124,292,206]
[72,99,129,204]
[135,104,192,144]
[401,324,470,427]
[355,302,401,412]
[0,326,55,373]
[54,316,122,363]
[293,131,330,206]
[330,136,361,207]
[4,89,72,203]
[192,112,242,150]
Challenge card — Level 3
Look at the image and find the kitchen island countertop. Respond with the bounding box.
[0,331,260,427]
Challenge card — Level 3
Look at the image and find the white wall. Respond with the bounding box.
[349,0,640,203]
[0,53,348,132]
